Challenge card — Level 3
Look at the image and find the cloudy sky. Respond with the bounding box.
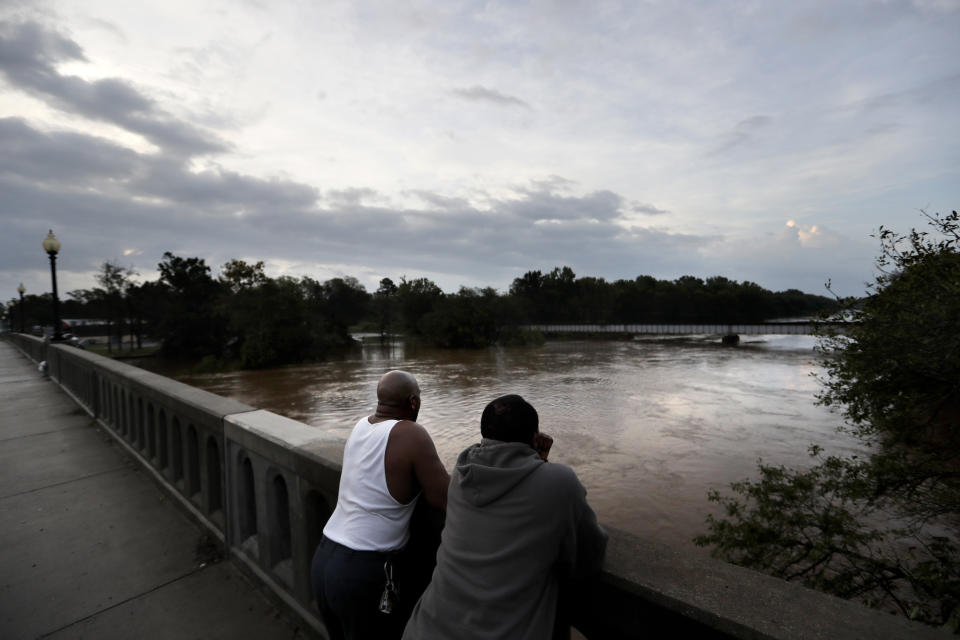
[1,0,958,304]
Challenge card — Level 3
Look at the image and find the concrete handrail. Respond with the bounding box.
[2,332,942,639]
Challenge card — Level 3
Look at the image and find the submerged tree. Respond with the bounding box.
[696,210,960,631]
[419,286,501,348]
[395,276,444,337]
[372,277,398,341]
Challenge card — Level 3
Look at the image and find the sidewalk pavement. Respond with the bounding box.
[0,340,312,640]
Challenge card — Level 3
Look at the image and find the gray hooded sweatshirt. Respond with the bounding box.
[402,439,607,640]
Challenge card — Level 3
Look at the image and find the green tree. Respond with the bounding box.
[509,270,545,322]
[317,276,370,331]
[217,272,358,369]
[228,276,313,368]
[95,261,136,352]
[696,210,960,630]
[155,252,224,358]
[219,259,267,294]
[395,277,443,336]
[419,287,500,348]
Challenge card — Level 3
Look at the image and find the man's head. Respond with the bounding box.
[480,394,539,444]
[376,370,421,420]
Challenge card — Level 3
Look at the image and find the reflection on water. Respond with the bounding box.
[165,335,862,551]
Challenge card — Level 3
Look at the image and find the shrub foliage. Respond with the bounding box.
[696,210,960,631]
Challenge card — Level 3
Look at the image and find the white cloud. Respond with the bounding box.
[783,220,840,249]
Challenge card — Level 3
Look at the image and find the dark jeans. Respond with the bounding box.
[311,536,408,640]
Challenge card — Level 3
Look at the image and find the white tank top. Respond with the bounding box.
[323,417,419,551]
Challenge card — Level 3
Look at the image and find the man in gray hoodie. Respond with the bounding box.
[403,394,607,640]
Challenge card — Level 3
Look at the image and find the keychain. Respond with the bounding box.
[379,559,399,614]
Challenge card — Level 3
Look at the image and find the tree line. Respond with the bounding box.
[8,256,837,368]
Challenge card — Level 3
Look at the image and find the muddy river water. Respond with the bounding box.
[165,335,862,551]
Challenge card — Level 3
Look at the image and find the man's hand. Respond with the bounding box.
[532,432,553,461]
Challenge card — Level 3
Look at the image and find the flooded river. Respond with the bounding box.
[165,335,862,551]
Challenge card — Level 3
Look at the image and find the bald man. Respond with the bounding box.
[311,370,449,640]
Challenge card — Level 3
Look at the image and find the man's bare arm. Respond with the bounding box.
[385,421,450,510]
[409,423,449,511]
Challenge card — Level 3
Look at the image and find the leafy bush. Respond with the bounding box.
[696,210,960,631]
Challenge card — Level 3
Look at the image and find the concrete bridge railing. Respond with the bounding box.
[9,334,340,635]
[3,332,941,640]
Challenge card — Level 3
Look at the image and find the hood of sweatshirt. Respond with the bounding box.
[455,438,544,507]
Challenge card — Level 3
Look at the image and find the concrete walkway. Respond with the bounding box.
[0,341,309,640]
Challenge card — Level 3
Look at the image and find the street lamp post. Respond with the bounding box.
[17,282,25,333]
[42,230,63,341]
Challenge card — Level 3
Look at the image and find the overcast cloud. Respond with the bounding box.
[1,1,958,303]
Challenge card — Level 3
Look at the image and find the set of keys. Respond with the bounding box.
[379,560,400,614]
